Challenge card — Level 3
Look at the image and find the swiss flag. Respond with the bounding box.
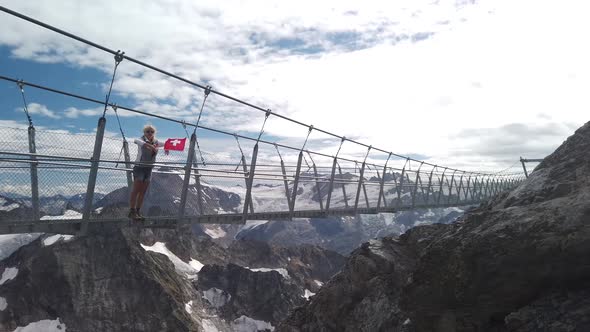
[163,138,186,151]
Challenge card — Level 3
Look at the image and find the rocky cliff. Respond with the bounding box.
[0,225,345,331]
[279,122,590,332]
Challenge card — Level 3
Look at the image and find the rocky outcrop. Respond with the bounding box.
[0,228,216,332]
[0,221,346,331]
[279,122,590,332]
[198,263,305,326]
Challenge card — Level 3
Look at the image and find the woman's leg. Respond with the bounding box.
[136,181,150,211]
[129,179,142,209]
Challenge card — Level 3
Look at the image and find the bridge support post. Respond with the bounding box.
[241,155,255,214]
[81,117,106,235]
[242,144,259,221]
[279,158,292,211]
[482,178,490,199]
[455,172,465,205]
[122,140,133,190]
[520,157,529,178]
[354,146,371,214]
[354,161,366,214]
[310,157,324,212]
[325,157,338,212]
[289,151,304,218]
[396,159,409,208]
[492,177,500,195]
[338,163,349,208]
[424,166,436,205]
[491,177,499,196]
[28,125,40,220]
[436,168,447,205]
[377,154,391,209]
[411,162,425,208]
[192,155,204,215]
[178,133,196,220]
[469,176,477,202]
[446,170,457,205]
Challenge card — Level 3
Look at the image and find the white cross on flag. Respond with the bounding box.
[163,138,187,151]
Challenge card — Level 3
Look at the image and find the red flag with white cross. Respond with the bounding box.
[163,138,186,151]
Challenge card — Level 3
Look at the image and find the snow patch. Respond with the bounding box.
[0,297,6,311]
[13,318,67,332]
[232,315,274,332]
[314,280,324,287]
[235,220,269,238]
[202,319,220,332]
[0,203,19,211]
[189,258,204,272]
[0,267,18,285]
[403,318,411,325]
[368,239,389,259]
[248,267,290,279]
[203,287,231,308]
[303,289,315,300]
[40,210,82,220]
[140,242,199,279]
[94,207,104,214]
[185,300,193,314]
[43,234,74,246]
[204,226,227,239]
[0,234,41,261]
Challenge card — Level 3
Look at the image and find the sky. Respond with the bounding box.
[0,0,588,177]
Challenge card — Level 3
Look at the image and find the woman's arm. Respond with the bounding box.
[154,140,169,155]
[134,138,146,146]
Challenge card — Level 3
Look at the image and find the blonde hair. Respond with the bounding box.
[143,124,157,140]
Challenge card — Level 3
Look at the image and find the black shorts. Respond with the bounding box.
[133,166,153,182]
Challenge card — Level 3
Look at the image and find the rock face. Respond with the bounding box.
[0,223,345,332]
[0,228,209,332]
[279,122,590,332]
[198,263,305,325]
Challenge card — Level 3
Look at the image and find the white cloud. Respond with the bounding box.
[63,106,103,118]
[0,0,588,172]
[20,103,60,119]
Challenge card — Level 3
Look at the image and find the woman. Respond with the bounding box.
[128,124,168,221]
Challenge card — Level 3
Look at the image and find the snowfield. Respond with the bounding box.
[140,242,203,279]
[0,267,18,285]
[12,318,67,332]
[247,267,290,279]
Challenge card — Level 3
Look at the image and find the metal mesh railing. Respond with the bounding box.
[0,6,527,234]
[0,124,525,229]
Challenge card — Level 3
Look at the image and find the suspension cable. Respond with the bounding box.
[302,125,313,151]
[102,51,124,117]
[193,86,211,166]
[0,6,524,176]
[111,104,126,142]
[111,104,127,168]
[181,120,190,138]
[274,143,284,162]
[335,136,346,158]
[16,81,33,127]
[234,134,246,172]
[0,75,520,177]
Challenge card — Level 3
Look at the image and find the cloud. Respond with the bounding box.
[63,106,103,118]
[0,0,588,173]
[20,102,60,119]
[450,122,579,163]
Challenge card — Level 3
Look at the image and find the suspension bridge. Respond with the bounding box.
[0,6,529,236]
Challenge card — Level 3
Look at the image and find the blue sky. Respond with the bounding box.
[0,0,588,173]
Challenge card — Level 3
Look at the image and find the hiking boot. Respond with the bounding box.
[136,210,146,221]
[128,208,140,220]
